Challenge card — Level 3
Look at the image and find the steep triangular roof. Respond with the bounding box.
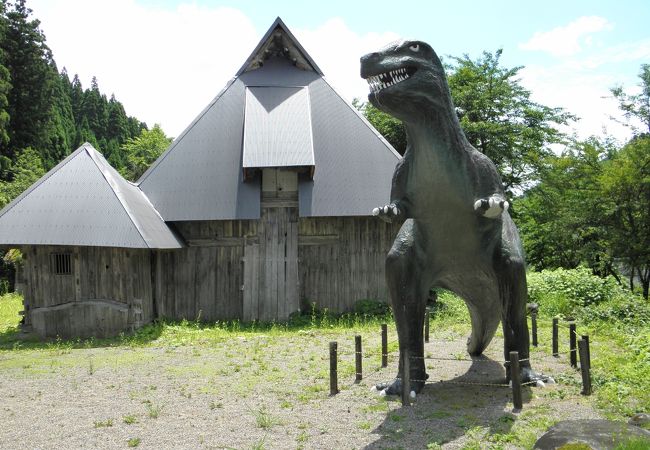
[0,143,182,248]
[236,17,323,76]
[139,18,400,220]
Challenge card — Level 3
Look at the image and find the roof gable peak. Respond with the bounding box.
[236,17,323,77]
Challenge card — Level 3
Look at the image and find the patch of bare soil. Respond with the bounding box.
[0,328,600,449]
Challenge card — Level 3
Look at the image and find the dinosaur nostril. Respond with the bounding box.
[361,52,380,63]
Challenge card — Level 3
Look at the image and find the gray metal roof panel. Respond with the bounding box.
[0,144,182,248]
[138,79,261,221]
[239,57,320,87]
[85,149,183,249]
[243,86,314,168]
[299,77,400,217]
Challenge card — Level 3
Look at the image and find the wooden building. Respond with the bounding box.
[0,18,401,338]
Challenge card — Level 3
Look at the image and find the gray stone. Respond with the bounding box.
[629,413,650,429]
[533,419,650,449]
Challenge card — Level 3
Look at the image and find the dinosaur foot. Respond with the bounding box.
[512,367,555,388]
[371,374,428,399]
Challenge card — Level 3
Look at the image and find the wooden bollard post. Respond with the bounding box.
[381,324,388,368]
[552,318,559,357]
[510,351,523,411]
[578,338,592,395]
[568,319,577,368]
[582,334,591,369]
[355,335,362,383]
[531,310,538,347]
[329,341,338,396]
[401,349,410,407]
[424,309,430,343]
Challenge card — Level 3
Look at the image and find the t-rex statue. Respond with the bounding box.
[360,40,545,396]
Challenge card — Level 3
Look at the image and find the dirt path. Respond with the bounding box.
[0,328,601,449]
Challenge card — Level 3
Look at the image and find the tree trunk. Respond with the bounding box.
[637,266,649,300]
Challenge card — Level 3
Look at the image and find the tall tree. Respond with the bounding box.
[600,135,650,298]
[446,49,574,195]
[0,0,11,152]
[1,0,55,162]
[610,64,650,136]
[120,124,171,181]
[516,138,616,278]
[0,145,44,208]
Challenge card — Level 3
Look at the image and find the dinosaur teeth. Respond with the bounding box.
[366,67,414,93]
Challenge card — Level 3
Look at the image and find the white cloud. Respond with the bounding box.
[519,16,613,57]
[30,1,397,138]
[518,64,632,142]
[294,18,399,103]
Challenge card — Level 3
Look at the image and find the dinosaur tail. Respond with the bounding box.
[466,301,500,356]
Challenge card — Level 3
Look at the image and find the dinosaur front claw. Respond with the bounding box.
[474,196,509,218]
[373,203,400,222]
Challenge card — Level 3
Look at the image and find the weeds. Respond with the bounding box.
[93,418,113,428]
[146,403,163,419]
[253,406,276,429]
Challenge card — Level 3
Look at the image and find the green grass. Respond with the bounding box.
[0,293,21,333]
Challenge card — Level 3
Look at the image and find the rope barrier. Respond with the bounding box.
[328,319,592,410]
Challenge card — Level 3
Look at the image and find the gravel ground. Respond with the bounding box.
[0,327,602,449]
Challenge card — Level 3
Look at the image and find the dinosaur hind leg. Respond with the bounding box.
[376,219,430,395]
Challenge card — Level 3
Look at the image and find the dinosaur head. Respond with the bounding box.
[360,40,453,123]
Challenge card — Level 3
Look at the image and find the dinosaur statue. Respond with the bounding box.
[360,40,546,396]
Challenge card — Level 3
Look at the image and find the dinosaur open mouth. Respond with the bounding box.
[365,67,417,93]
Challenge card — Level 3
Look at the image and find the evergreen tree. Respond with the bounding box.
[1,0,55,162]
[69,73,84,125]
[0,0,11,151]
[43,65,75,163]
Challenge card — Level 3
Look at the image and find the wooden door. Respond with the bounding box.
[243,169,299,322]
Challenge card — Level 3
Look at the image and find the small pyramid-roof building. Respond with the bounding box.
[138,17,399,220]
[0,143,182,249]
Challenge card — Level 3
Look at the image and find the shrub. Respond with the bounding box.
[527,267,622,312]
[579,293,650,326]
[528,267,649,328]
[352,299,391,316]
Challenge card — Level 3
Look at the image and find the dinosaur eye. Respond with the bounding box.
[409,44,420,52]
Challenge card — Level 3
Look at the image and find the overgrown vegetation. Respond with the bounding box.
[525,268,650,419]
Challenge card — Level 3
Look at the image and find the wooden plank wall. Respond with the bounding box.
[298,217,400,313]
[22,245,153,337]
[156,220,257,321]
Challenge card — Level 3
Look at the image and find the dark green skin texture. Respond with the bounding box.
[361,40,542,394]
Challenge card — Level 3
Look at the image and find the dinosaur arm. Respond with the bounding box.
[389,157,412,217]
[373,157,412,222]
[471,152,509,219]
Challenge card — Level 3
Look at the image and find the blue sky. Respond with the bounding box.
[31,0,650,142]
